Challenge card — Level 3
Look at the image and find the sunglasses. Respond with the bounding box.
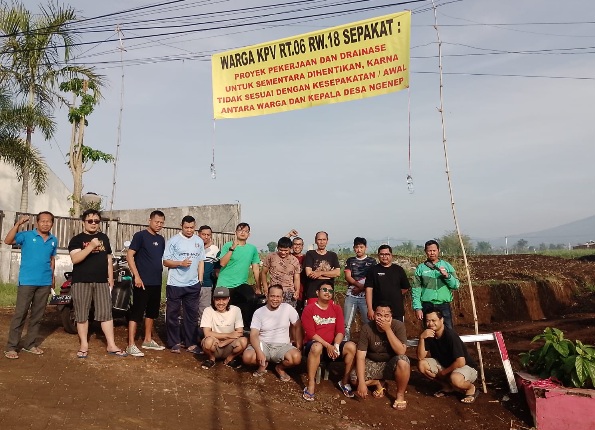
[85,219,101,225]
[320,287,334,294]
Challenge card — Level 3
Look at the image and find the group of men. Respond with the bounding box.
[3,211,480,410]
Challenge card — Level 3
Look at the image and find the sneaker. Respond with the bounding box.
[142,340,165,351]
[338,381,355,398]
[126,345,145,357]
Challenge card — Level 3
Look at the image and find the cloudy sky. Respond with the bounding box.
[21,0,595,248]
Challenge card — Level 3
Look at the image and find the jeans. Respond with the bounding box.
[343,295,369,341]
[6,286,51,351]
[422,301,453,329]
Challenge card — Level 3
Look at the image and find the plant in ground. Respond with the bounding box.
[520,327,595,388]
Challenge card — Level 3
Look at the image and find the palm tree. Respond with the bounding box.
[0,86,49,194]
[0,1,103,212]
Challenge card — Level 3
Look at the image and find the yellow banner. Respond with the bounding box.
[212,11,410,119]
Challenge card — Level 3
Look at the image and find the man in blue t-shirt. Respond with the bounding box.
[163,215,205,353]
[125,210,166,357]
[4,212,57,359]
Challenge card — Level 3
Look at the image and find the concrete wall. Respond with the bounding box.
[0,162,71,216]
[107,204,241,232]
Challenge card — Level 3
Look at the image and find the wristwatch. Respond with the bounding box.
[229,247,235,252]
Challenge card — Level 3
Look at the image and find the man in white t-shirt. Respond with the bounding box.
[200,287,247,370]
[242,285,303,381]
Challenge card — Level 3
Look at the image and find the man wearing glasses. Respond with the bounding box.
[365,245,411,322]
[301,283,357,401]
[68,209,127,358]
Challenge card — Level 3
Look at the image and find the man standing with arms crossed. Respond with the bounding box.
[125,210,166,357]
[412,240,460,329]
[163,216,205,354]
[303,231,340,304]
[68,209,127,358]
[4,212,57,359]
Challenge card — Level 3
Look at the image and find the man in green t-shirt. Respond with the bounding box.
[217,223,261,325]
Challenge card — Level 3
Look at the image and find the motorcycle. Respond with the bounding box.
[49,241,134,334]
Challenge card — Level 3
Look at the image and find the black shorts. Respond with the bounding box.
[128,285,162,322]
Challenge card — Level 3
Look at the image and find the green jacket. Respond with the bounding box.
[411,260,459,309]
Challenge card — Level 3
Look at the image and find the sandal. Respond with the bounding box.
[22,346,43,355]
[187,345,202,355]
[170,344,182,354]
[76,350,88,359]
[372,384,386,398]
[224,357,242,369]
[201,359,215,370]
[393,400,407,410]
[302,387,315,402]
[275,364,291,382]
[434,389,453,398]
[252,369,267,377]
[461,388,480,404]
[107,350,128,357]
[4,350,18,359]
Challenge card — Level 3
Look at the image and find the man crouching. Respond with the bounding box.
[354,303,410,410]
[417,308,479,404]
[200,287,247,370]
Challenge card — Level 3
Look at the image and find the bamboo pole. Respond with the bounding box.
[430,0,487,393]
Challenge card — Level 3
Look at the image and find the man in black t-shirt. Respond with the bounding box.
[68,209,127,359]
[417,308,479,404]
[365,245,411,322]
[303,231,340,303]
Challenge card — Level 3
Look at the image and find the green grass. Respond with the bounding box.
[0,283,18,307]
[536,249,595,259]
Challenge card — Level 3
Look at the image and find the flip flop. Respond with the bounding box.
[107,350,128,357]
[170,344,182,354]
[372,386,386,398]
[302,387,315,402]
[186,345,202,355]
[4,350,18,359]
[434,389,453,398]
[461,389,480,404]
[76,350,88,359]
[22,347,44,355]
[252,369,268,377]
[275,365,291,382]
[393,400,407,410]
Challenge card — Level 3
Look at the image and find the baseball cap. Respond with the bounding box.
[213,287,230,298]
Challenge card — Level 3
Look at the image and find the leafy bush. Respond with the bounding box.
[520,327,595,388]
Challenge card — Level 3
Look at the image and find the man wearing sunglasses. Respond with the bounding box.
[68,209,127,358]
[301,283,357,401]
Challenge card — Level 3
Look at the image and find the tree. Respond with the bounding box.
[515,239,529,253]
[395,241,415,254]
[60,78,111,216]
[476,241,493,255]
[0,87,48,192]
[0,1,103,212]
[266,241,276,252]
[538,243,547,251]
[438,230,474,255]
